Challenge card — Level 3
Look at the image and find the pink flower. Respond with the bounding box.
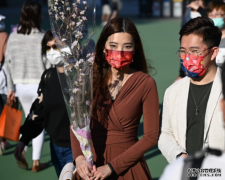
[55,14,59,20]
[80,10,85,15]
[70,97,74,105]
[73,88,80,94]
[76,31,83,39]
[72,13,76,19]
[87,56,94,64]
[86,100,91,106]
[71,112,75,118]
[82,16,87,21]
[79,59,84,64]
[77,0,80,3]
[76,22,81,26]
[83,1,87,5]
[86,53,91,58]
[71,40,78,49]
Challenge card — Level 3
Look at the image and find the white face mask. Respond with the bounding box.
[46,48,64,65]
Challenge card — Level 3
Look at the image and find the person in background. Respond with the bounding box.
[101,0,111,27]
[138,0,152,18]
[189,0,206,18]
[0,14,10,155]
[207,1,225,67]
[159,62,225,180]
[5,1,50,171]
[14,30,72,178]
[182,0,207,26]
[111,0,122,19]
[158,17,225,163]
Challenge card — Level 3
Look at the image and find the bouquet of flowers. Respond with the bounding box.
[48,0,96,168]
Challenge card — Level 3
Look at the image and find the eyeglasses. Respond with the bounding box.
[176,48,212,59]
[46,44,58,52]
[208,13,225,18]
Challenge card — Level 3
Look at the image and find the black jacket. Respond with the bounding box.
[20,67,71,147]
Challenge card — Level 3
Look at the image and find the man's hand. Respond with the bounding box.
[7,90,16,102]
[90,164,112,180]
[181,153,188,158]
[76,155,93,180]
[14,141,25,161]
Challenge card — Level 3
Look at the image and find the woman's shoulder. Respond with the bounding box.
[8,31,17,38]
[41,67,55,78]
[35,30,45,36]
[135,71,156,85]
[127,71,156,93]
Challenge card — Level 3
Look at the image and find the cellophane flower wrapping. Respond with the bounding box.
[48,0,96,168]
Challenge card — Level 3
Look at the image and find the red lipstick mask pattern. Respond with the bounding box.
[105,48,134,69]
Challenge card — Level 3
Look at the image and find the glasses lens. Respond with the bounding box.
[52,45,58,51]
[46,46,51,52]
[189,50,198,56]
[177,50,185,59]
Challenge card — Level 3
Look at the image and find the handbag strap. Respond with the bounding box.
[6,99,18,109]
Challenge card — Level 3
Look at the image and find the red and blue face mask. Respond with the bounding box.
[180,50,213,78]
[104,48,134,70]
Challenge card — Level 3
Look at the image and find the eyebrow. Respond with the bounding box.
[109,42,133,45]
[180,46,200,49]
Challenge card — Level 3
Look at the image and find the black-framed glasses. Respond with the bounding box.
[46,44,59,52]
[176,48,212,59]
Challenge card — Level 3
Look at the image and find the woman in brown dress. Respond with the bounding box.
[71,17,159,180]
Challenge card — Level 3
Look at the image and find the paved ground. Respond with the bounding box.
[0,1,182,180]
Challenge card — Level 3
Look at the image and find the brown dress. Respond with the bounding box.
[71,71,159,180]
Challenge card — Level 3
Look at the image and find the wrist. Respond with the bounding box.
[107,163,116,176]
[75,155,86,163]
[176,153,187,159]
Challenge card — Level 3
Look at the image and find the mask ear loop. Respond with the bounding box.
[203,48,214,69]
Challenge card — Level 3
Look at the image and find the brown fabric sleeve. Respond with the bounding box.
[0,32,8,62]
[110,77,159,175]
[70,128,84,162]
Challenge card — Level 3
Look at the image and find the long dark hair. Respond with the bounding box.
[17,1,42,35]
[93,17,152,91]
[92,18,153,128]
[41,30,54,57]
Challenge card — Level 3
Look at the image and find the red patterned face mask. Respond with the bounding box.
[180,50,212,78]
[104,48,134,70]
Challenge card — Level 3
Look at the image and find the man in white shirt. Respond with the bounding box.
[158,16,225,163]
[159,59,225,180]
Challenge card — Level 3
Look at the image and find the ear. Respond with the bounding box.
[210,47,219,61]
